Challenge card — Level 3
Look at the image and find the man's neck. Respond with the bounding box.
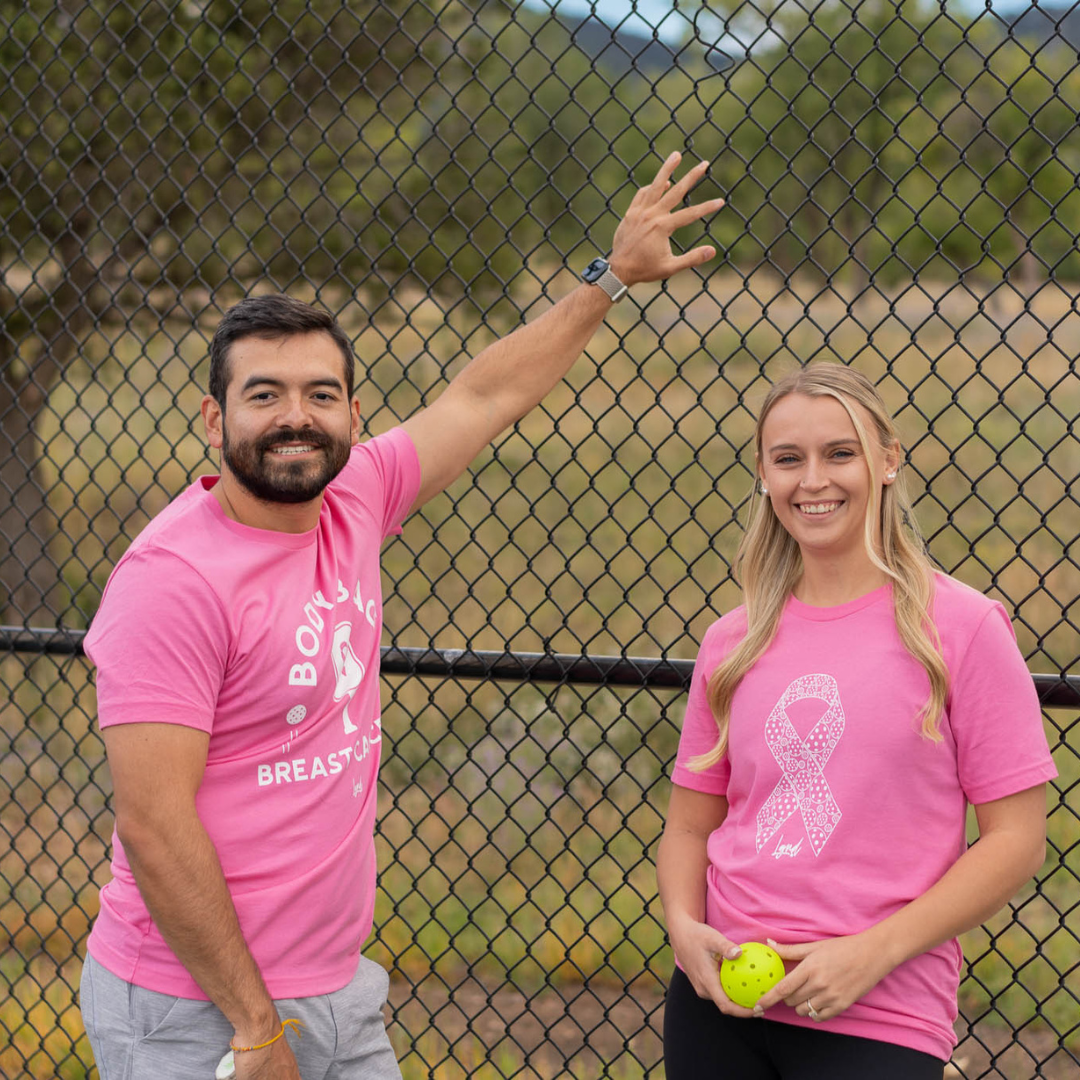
[211,474,323,534]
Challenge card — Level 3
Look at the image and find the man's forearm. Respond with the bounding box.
[401,153,721,511]
[120,810,280,1044]
[440,282,611,427]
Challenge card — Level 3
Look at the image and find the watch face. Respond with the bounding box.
[582,257,609,283]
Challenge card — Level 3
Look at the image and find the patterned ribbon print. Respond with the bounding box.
[756,674,846,856]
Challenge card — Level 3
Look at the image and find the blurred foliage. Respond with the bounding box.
[5,0,1080,324]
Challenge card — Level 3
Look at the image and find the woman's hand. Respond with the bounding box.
[752,932,893,1021]
[667,912,757,1019]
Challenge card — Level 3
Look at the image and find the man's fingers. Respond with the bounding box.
[667,199,725,231]
[664,246,717,275]
[660,159,711,210]
[644,151,684,200]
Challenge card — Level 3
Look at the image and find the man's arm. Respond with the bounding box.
[104,723,301,1080]
[401,151,725,513]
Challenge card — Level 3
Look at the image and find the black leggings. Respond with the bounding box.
[664,967,945,1080]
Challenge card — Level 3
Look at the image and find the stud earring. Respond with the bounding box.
[760,483,768,495]
[885,471,897,481]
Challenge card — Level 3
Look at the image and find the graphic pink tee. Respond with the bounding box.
[672,574,1056,1062]
[84,428,421,999]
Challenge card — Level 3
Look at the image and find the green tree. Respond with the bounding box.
[0,0,501,623]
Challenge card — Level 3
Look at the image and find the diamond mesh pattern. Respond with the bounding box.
[1,2,1077,1077]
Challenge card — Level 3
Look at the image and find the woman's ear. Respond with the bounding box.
[883,439,901,484]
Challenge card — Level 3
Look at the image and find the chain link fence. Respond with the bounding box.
[1,1,1078,1077]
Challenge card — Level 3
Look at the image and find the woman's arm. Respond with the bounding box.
[656,784,756,1018]
[754,784,1048,1020]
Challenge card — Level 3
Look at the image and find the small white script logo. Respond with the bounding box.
[770,834,804,859]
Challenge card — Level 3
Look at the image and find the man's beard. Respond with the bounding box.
[221,424,351,504]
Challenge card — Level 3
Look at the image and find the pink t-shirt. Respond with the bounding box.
[672,574,1056,1062]
[84,428,421,999]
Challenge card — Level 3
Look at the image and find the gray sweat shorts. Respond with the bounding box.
[79,953,402,1080]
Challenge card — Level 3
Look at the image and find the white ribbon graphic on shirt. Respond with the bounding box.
[755,674,845,857]
[331,621,365,735]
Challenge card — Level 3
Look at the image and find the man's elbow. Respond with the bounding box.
[113,808,164,856]
[112,795,194,858]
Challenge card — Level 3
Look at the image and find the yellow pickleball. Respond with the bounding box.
[719,941,785,1008]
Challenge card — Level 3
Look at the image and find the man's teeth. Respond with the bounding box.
[272,446,315,455]
[799,502,840,515]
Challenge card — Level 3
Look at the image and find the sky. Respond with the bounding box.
[521,0,1041,45]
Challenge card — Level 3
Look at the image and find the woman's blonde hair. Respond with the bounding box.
[690,363,948,770]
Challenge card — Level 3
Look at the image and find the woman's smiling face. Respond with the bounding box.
[758,392,896,564]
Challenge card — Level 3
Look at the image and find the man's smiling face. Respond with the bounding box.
[216,330,359,505]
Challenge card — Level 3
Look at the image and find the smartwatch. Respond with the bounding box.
[582,257,629,302]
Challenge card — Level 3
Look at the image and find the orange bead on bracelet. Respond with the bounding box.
[230,1018,304,1054]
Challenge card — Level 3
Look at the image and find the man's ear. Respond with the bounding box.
[350,397,361,446]
[202,395,224,450]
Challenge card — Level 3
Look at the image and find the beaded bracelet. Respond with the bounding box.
[230,1018,304,1054]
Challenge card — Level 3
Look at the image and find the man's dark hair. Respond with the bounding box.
[208,295,356,407]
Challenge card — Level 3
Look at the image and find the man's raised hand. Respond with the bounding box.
[608,152,725,286]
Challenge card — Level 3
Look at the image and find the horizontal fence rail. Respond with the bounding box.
[3,627,1079,708]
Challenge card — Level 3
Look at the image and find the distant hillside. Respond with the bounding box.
[1003,2,1080,48]
[552,4,1080,75]
[1002,2,1080,47]
[556,13,737,74]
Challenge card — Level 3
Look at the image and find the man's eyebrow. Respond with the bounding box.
[240,375,344,392]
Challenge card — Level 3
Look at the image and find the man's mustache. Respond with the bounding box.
[255,428,334,453]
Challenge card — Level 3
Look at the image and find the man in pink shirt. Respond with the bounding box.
[79,154,726,1080]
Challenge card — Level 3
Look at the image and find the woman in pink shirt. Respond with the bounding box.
[659,364,1055,1078]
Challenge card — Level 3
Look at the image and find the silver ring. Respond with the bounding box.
[806,999,820,1022]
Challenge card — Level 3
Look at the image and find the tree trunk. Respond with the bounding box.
[0,378,61,627]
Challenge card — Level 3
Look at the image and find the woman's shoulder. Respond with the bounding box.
[929,571,1014,651]
[697,604,750,661]
[930,571,1004,621]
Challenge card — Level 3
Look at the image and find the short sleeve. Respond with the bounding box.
[671,622,732,795]
[949,604,1057,804]
[334,427,422,540]
[85,548,229,733]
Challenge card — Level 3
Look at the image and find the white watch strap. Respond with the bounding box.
[595,267,628,303]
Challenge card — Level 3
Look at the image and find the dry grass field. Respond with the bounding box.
[2,270,1076,1078]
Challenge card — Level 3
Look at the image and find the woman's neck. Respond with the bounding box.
[793,551,889,607]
